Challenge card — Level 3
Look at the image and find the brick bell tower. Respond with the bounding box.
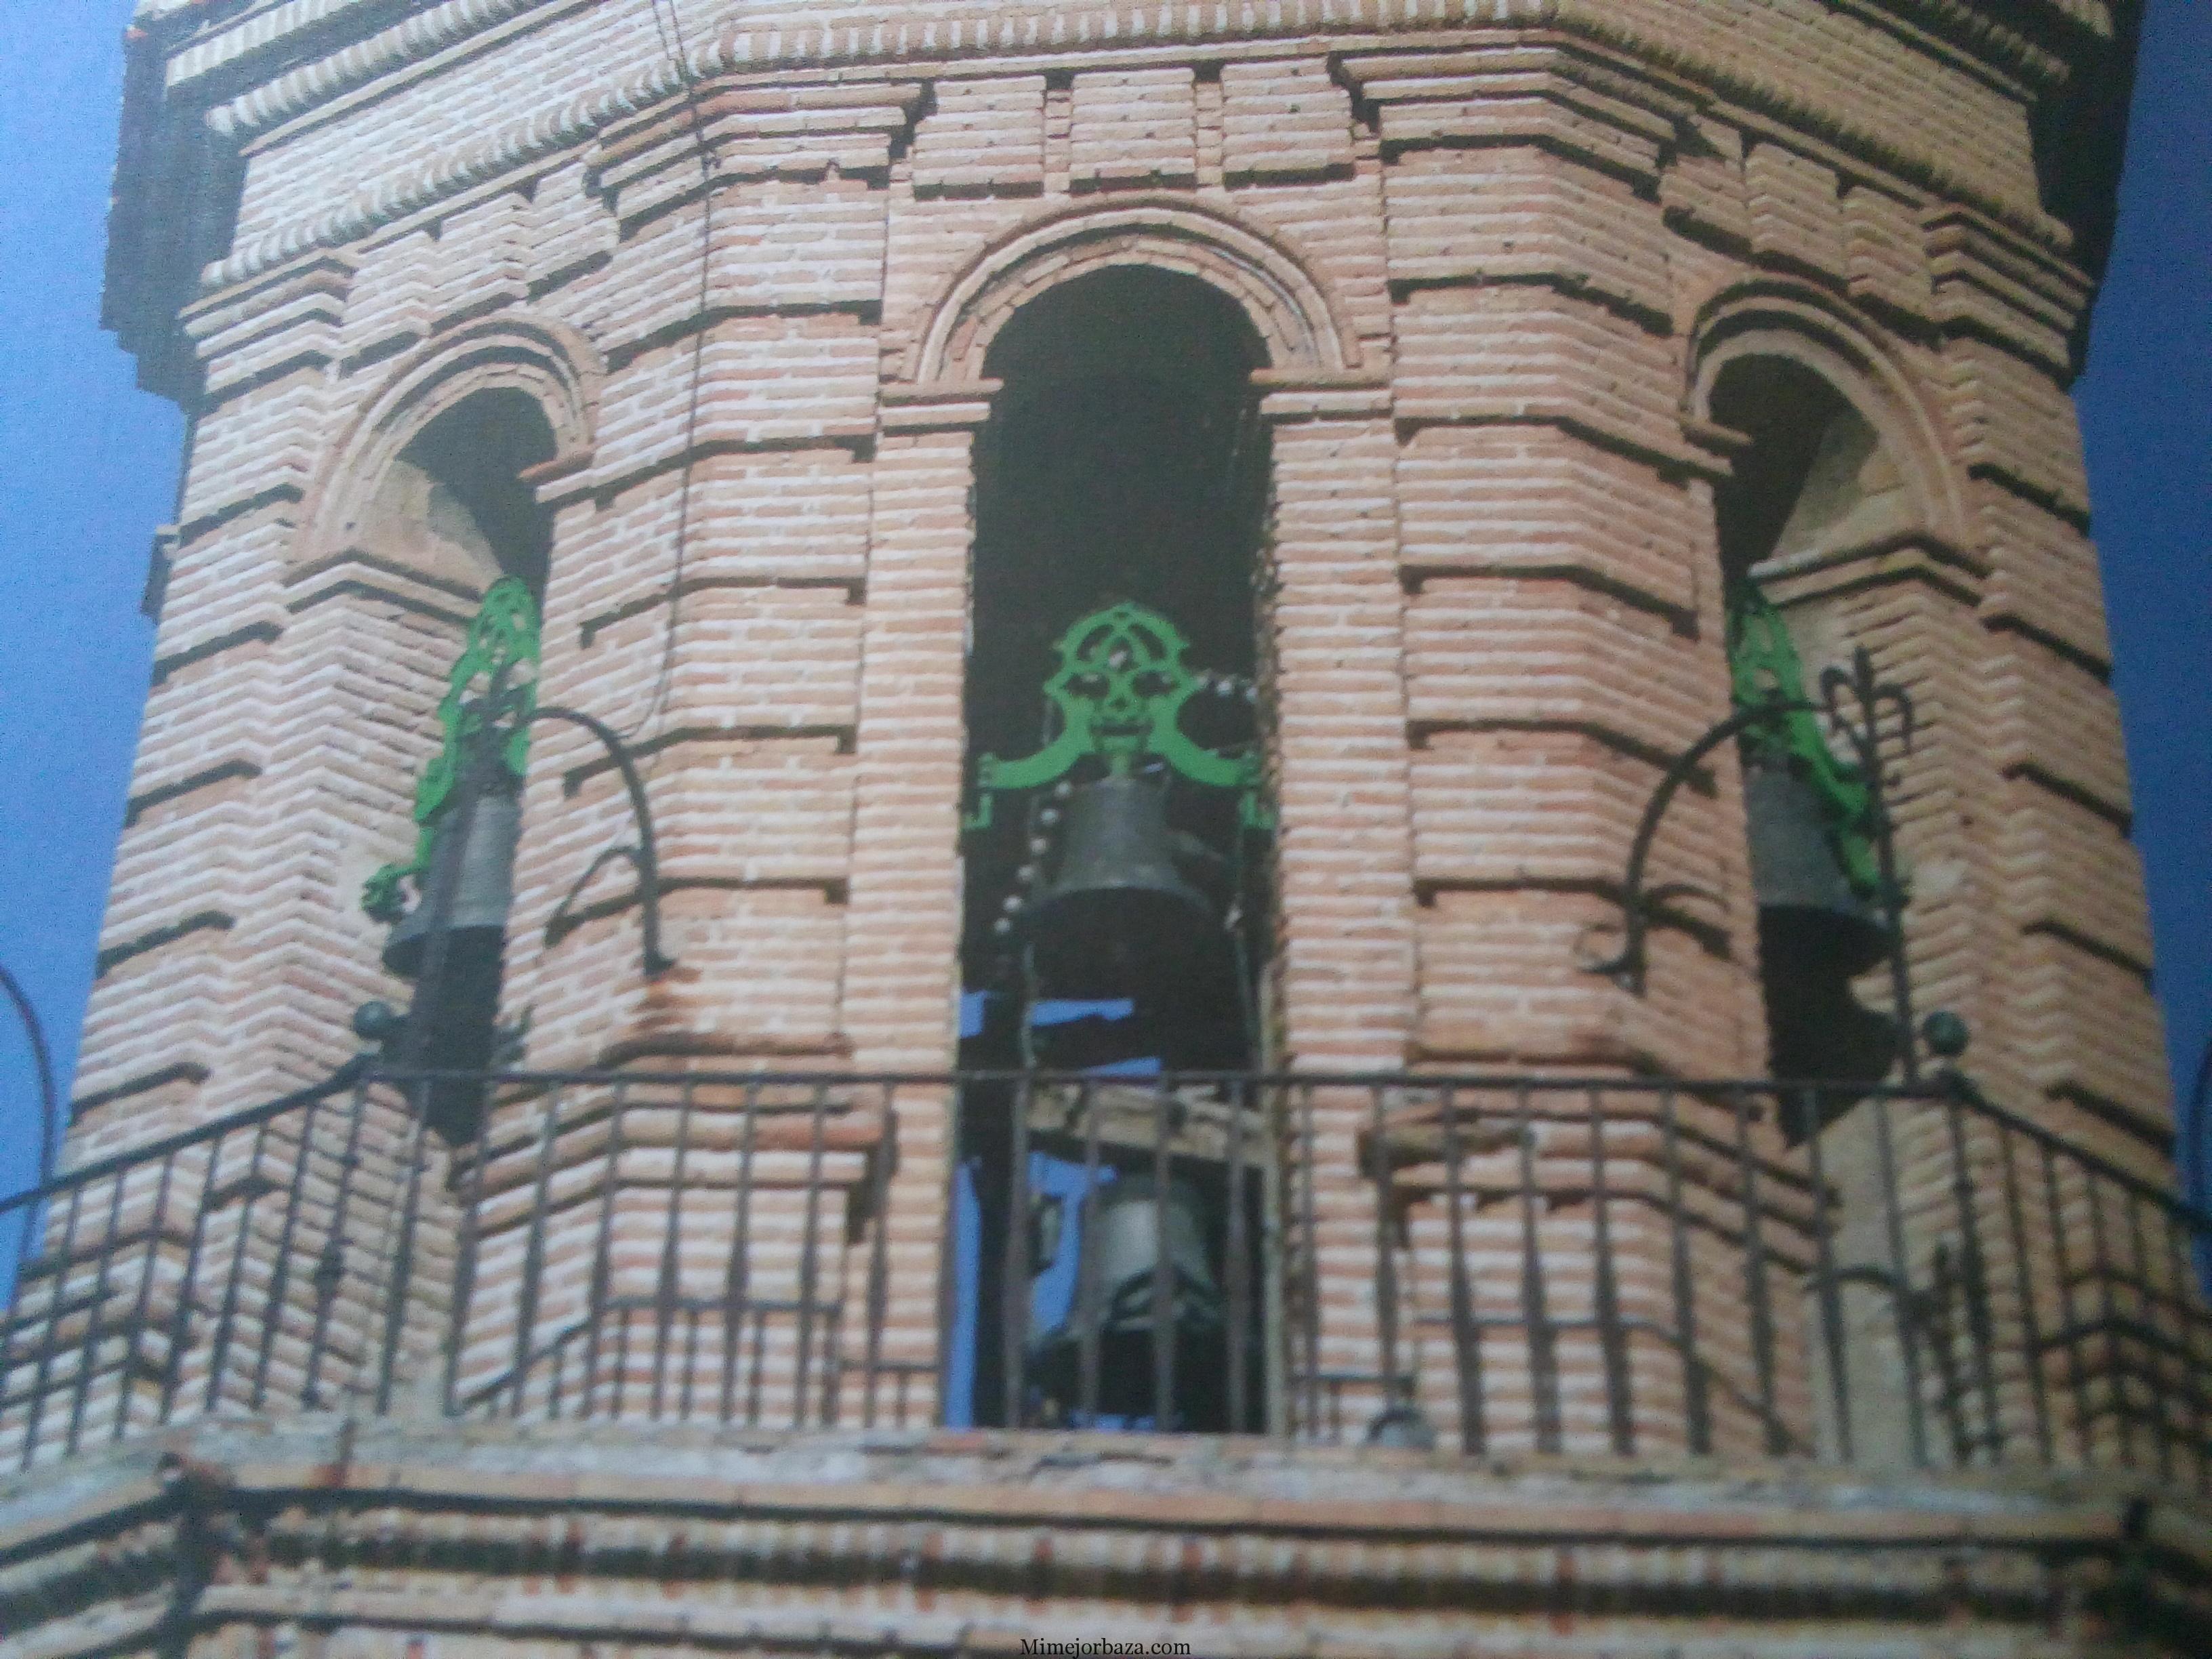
[6,2,2205,1654]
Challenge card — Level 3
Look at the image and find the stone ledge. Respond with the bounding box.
[5,1418,2207,1658]
[5,1416,2204,1551]
[8,1415,2203,1659]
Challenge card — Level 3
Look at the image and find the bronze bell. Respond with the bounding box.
[1031,1174,1226,1419]
[1027,775,1223,1000]
[1745,760,1898,1106]
[1743,760,1888,979]
[380,785,521,1142]
[382,788,523,980]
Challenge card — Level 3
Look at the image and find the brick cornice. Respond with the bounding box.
[167,0,2102,135]
[199,0,557,138]
[279,548,484,626]
[4,1418,2203,1656]
[191,7,2093,310]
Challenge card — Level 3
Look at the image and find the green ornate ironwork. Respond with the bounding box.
[363,578,541,922]
[969,600,1269,829]
[1725,581,1880,896]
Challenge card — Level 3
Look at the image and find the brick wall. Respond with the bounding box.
[49,0,2169,1534]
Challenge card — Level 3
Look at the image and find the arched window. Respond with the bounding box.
[1709,357,1904,1126]
[352,388,558,1138]
[952,267,1277,1433]
[962,267,1273,1074]
[345,387,556,600]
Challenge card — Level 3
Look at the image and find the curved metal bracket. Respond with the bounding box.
[968,601,1268,830]
[1582,694,1811,994]
[531,704,676,979]
[0,963,58,1186]
[1584,642,1921,1077]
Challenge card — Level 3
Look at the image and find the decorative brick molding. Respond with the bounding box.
[3,1420,2207,1656]
[299,311,603,560]
[912,197,1362,382]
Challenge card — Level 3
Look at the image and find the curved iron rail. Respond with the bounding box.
[0,966,58,1187]
[1581,693,1809,995]
[1584,646,1919,1077]
[533,703,676,979]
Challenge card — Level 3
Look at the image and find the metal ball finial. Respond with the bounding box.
[352,1000,404,1046]
[1921,1010,1970,1060]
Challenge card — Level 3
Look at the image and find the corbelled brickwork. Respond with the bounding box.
[14,0,2190,1653]
[5,1420,2210,1659]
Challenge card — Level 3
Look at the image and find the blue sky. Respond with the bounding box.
[1,4,2207,1209]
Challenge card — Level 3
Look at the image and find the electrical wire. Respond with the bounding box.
[624,0,718,752]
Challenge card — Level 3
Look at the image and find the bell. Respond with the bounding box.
[1746,760,1898,1109]
[382,788,523,980]
[1743,761,1888,979]
[380,786,521,1143]
[1027,775,1221,1000]
[1029,1175,1225,1419]
[1764,962,1899,1133]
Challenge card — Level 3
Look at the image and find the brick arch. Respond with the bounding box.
[1687,286,1965,546]
[304,313,602,562]
[908,198,1359,386]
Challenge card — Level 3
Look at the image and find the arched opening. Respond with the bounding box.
[1709,357,1904,1132]
[355,388,558,1139]
[951,266,1276,1431]
[348,387,557,600]
[1712,359,1915,577]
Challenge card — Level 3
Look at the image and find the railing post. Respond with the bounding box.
[1000,1073,1033,1431]
[1658,1088,1711,1456]
[1803,1086,1856,1462]
[1868,1088,1932,1467]
[443,1113,489,1417]
[1586,1086,1633,1457]
[373,1098,434,1415]
[1439,1084,1483,1456]
[3,1061,2207,1484]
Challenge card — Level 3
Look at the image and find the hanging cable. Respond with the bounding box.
[623,0,718,751]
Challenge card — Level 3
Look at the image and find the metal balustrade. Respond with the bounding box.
[2,1066,2206,1490]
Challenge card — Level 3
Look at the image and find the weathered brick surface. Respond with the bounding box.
[1070,65,1197,188]
[1220,56,1353,184]
[8,1418,2206,1658]
[30,0,2184,1643]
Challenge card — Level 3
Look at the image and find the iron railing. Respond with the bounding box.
[2,1067,2207,1490]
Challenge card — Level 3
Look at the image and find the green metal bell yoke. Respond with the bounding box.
[1725,580,1881,898]
[363,577,541,924]
[968,600,1270,832]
